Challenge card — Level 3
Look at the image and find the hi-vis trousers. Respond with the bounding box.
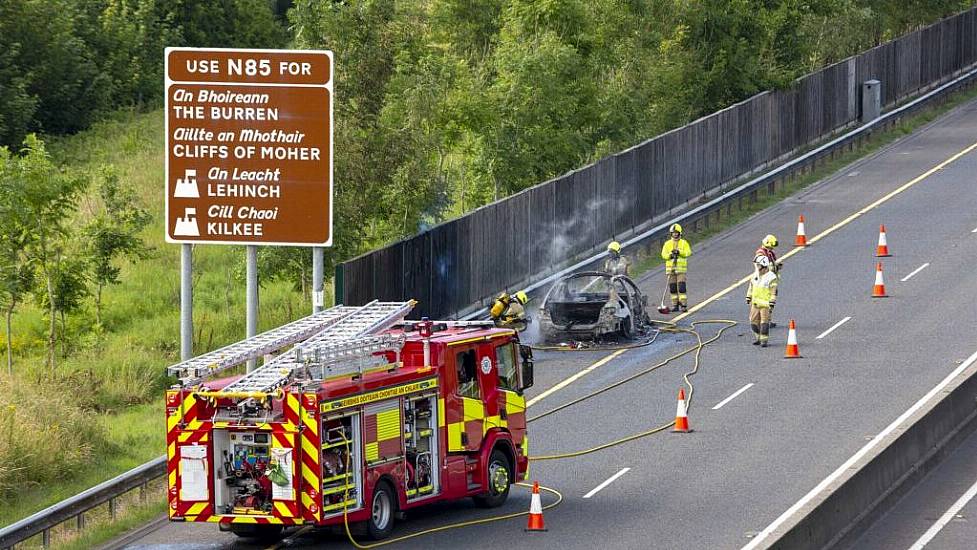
[666,273,687,307]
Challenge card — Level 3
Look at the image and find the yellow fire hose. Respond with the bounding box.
[267,318,734,549]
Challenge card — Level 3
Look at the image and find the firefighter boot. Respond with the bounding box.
[760,323,770,347]
[751,324,761,345]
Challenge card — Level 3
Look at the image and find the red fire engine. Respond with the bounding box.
[165,301,534,540]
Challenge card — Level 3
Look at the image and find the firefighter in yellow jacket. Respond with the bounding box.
[660,224,692,312]
[490,291,529,331]
[746,255,778,347]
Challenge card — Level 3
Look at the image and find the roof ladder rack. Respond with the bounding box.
[215,300,416,395]
[168,304,358,384]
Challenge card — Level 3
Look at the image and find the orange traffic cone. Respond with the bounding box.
[673,388,691,433]
[794,215,809,247]
[876,224,891,257]
[525,481,547,532]
[784,319,802,358]
[872,262,888,298]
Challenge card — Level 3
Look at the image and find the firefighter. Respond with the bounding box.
[660,224,692,312]
[746,255,778,347]
[603,241,631,276]
[490,291,529,331]
[755,234,783,327]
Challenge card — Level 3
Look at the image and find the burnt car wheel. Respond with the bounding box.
[473,449,511,508]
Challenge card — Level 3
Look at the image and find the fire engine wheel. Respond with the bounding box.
[367,480,397,540]
[473,449,511,508]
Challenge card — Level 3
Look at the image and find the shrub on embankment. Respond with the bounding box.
[0,374,108,500]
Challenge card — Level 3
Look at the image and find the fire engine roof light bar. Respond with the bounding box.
[213,300,416,395]
[167,304,357,383]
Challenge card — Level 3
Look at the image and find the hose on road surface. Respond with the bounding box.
[526,319,736,461]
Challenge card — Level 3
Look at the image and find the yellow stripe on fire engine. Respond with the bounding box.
[505,391,526,413]
[365,442,379,462]
[285,393,300,429]
[167,411,180,433]
[301,491,319,521]
[302,463,319,489]
[438,398,445,427]
[274,501,294,518]
[447,422,463,450]
[186,502,208,516]
[301,436,319,463]
[376,409,401,441]
[463,398,484,421]
[178,432,193,443]
[320,379,438,412]
[483,415,505,433]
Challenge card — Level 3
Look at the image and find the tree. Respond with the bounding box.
[258,247,313,299]
[15,135,87,368]
[83,167,152,327]
[0,147,36,373]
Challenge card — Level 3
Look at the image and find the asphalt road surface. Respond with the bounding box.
[119,97,977,549]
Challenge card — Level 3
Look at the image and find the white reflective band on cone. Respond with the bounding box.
[875,270,885,285]
[529,493,543,514]
[675,398,687,418]
[786,329,798,346]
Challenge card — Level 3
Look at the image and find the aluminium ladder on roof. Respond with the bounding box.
[216,300,415,395]
[169,304,358,383]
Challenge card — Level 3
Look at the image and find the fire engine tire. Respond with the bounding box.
[367,480,397,540]
[473,449,511,508]
[227,524,284,540]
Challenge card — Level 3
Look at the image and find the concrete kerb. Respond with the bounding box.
[767,359,977,550]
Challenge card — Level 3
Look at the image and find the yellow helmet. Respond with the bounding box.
[607,241,622,253]
[514,291,528,304]
[496,291,510,303]
[669,223,683,235]
[762,234,778,248]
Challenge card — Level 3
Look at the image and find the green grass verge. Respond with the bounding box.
[629,83,977,277]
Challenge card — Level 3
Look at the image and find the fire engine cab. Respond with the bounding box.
[165,300,534,540]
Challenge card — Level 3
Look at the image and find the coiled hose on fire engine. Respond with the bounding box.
[264,318,735,549]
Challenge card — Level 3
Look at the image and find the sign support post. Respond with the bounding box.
[246,245,258,371]
[180,244,193,361]
[312,247,324,313]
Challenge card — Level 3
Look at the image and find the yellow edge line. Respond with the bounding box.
[526,349,627,407]
[529,140,977,407]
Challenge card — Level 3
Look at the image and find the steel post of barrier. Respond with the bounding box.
[180,244,192,361]
[246,245,258,372]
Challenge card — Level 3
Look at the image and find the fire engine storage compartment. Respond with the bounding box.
[403,394,438,500]
[321,412,363,516]
[213,430,276,515]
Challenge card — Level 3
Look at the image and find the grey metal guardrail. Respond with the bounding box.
[3,39,977,550]
[0,456,166,549]
[465,62,977,319]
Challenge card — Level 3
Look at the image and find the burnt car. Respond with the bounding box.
[539,272,650,341]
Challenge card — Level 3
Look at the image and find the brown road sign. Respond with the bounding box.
[165,48,333,246]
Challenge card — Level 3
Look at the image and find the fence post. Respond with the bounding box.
[77,513,85,530]
[109,497,117,520]
[42,529,50,549]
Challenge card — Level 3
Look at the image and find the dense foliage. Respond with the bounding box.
[0,0,289,147]
[288,0,973,275]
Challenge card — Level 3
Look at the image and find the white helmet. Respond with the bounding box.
[754,255,771,268]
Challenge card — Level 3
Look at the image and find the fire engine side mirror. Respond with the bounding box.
[519,344,534,390]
